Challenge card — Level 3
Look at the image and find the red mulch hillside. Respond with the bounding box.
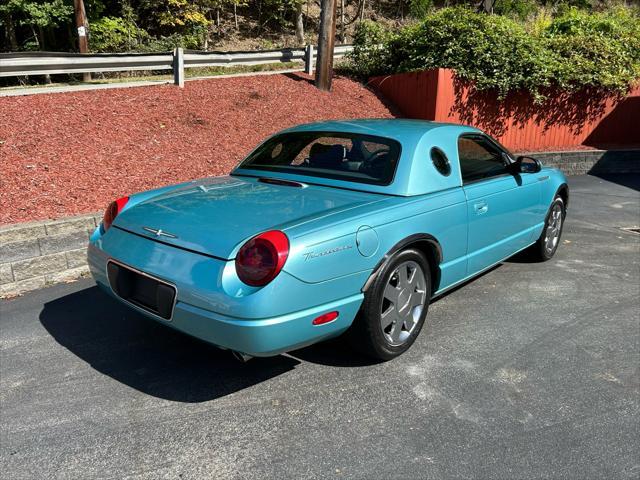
[0,73,397,225]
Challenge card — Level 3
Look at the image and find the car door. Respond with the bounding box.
[459,134,540,275]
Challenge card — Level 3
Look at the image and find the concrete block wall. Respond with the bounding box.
[0,213,100,296]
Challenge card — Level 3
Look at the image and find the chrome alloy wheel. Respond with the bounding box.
[380,260,427,346]
[545,203,563,253]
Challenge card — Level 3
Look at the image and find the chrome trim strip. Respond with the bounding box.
[105,258,178,322]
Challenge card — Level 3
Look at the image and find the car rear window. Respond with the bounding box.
[236,131,402,186]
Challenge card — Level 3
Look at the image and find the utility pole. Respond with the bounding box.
[73,0,91,82]
[315,0,337,92]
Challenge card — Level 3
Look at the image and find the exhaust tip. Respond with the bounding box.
[231,351,253,363]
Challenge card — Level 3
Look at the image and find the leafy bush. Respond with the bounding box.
[90,17,149,53]
[140,32,205,52]
[382,8,551,98]
[347,21,399,79]
[544,7,640,92]
[91,17,205,53]
[408,0,434,19]
[348,6,640,99]
[493,0,539,20]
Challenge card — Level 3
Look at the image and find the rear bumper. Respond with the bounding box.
[88,231,364,357]
[96,280,361,356]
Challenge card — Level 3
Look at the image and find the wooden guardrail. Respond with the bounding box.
[0,45,353,87]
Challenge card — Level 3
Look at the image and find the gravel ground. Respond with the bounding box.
[0,73,396,225]
[1,174,639,479]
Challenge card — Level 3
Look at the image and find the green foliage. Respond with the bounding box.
[90,16,148,52]
[260,0,302,29]
[349,5,640,98]
[407,0,434,19]
[141,32,205,52]
[347,21,399,79]
[138,0,209,34]
[493,0,539,20]
[381,7,551,98]
[545,7,640,92]
[0,0,73,28]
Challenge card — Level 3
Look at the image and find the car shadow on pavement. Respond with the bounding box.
[39,286,302,403]
[588,172,640,192]
[288,335,382,367]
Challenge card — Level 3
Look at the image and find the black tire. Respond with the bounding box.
[350,248,432,360]
[531,195,566,261]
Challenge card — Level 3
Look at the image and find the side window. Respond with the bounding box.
[458,136,508,183]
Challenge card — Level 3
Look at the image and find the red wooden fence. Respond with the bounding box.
[369,69,640,152]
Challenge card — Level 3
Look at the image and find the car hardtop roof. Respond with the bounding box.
[280,118,481,142]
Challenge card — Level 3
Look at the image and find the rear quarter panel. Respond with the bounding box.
[283,188,468,292]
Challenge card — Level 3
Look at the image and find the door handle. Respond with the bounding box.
[474,201,488,214]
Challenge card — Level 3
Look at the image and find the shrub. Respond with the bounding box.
[347,21,398,78]
[139,32,205,52]
[408,0,434,19]
[348,6,640,99]
[493,0,539,20]
[90,17,149,53]
[544,7,640,93]
[389,8,552,99]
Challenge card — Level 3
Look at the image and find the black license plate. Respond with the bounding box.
[107,261,176,320]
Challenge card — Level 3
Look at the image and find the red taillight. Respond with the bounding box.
[312,311,339,325]
[102,196,129,232]
[235,230,289,287]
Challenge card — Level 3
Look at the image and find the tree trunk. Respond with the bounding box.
[480,0,494,13]
[36,26,52,84]
[73,0,91,81]
[4,13,19,50]
[295,2,304,45]
[340,0,345,43]
[315,0,337,91]
[234,4,239,30]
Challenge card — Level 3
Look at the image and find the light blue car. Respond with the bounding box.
[88,119,568,361]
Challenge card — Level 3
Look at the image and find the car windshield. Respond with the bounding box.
[236,131,402,186]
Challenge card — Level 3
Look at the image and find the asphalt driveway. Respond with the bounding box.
[1,174,639,479]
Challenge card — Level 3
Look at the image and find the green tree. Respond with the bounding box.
[0,0,72,50]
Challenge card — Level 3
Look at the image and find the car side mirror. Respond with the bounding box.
[514,155,542,174]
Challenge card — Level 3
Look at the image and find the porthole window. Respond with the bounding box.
[431,147,451,176]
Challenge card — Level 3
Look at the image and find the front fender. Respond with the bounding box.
[539,167,568,210]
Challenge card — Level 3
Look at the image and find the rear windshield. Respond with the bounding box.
[236,131,402,185]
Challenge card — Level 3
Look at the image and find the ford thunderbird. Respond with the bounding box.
[88,119,568,360]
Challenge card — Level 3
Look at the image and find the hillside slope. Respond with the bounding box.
[0,73,397,224]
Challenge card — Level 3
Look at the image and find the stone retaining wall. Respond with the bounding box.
[527,149,640,176]
[0,213,100,296]
[1,149,638,297]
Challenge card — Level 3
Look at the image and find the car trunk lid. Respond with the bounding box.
[114,175,383,259]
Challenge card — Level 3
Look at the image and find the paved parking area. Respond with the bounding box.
[1,174,639,479]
